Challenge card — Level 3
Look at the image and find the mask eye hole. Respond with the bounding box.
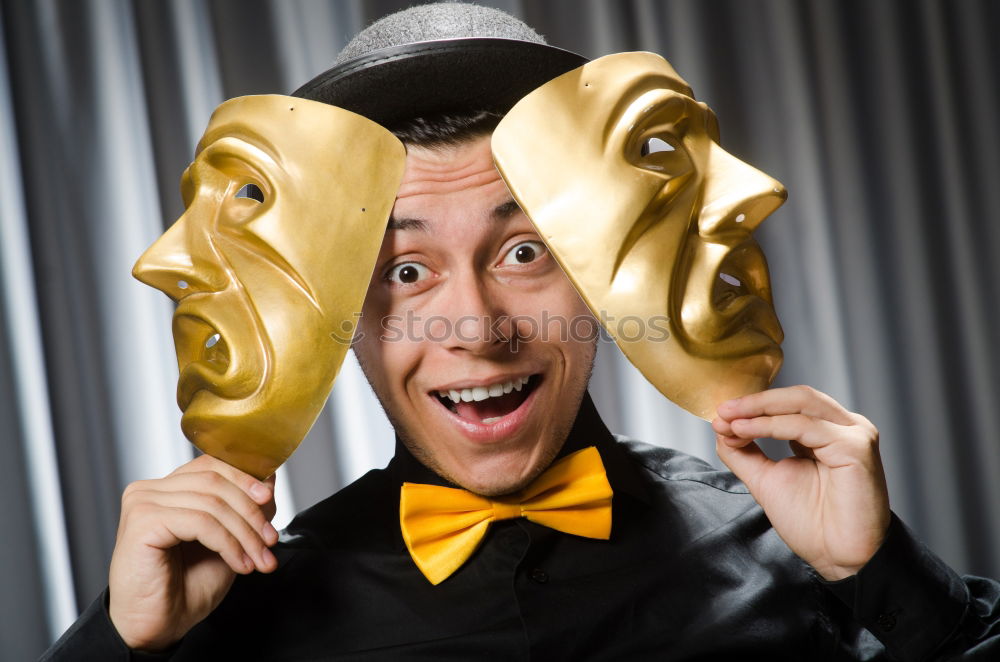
[235,182,265,203]
[640,136,675,157]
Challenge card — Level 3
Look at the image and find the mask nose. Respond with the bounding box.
[697,143,786,237]
[132,213,227,300]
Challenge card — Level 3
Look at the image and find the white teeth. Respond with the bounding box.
[205,333,221,349]
[440,376,535,405]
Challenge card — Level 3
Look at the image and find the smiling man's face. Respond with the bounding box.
[353,135,597,496]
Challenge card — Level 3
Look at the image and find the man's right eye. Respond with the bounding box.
[386,262,431,285]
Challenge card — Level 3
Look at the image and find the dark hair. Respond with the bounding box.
[388,110,504,148]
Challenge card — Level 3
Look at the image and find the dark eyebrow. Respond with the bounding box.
[387,216,427,231]
[492,198,522,220]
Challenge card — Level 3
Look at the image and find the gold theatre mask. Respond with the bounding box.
[492,52,786,420]
[133,95,405,478]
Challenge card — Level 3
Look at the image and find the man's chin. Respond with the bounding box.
[464,461,557,497]
[406,436,563,497]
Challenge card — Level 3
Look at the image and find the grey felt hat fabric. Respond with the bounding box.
[292,2,587,128]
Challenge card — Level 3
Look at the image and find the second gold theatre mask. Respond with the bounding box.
[133,95,405,479]
[492,52,786,419]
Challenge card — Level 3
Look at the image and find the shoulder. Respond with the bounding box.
[608,434,767,534]
[609,435,811,582]
[277,465,400,552]
[204,466,401,613]
[612,434,750,494]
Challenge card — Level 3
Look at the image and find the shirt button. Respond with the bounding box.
[529,568,549,584]
[876,612,897,632]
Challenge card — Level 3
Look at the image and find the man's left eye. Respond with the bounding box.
[500,240,547,266]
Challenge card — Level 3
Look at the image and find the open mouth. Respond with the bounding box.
[431,374,541,425]
[713,269,749,310]
[711,242,766,312]
[175,314,231,374]
[201,331,230,370]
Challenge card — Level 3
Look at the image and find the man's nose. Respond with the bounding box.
[435,271,511,354]
[697,143,787,237]
[132,213,227,300]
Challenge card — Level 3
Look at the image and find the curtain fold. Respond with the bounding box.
[1,1,996,656]
[0,6,75,655]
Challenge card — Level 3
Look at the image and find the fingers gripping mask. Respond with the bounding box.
[133,95,405,478]
[492,52,785,420]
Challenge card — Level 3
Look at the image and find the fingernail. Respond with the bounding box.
[250,482,270,502]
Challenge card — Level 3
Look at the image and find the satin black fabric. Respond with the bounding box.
[42,394,1000,661]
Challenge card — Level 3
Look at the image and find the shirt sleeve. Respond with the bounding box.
[823,512,1000,661]
[38,588,177,662]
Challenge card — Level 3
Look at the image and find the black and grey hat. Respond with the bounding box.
[292,2,587,128]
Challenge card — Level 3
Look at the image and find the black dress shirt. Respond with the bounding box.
[43,394,1000,660]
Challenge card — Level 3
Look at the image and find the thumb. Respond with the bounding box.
[715,434,773,493]
[261,473,279,521]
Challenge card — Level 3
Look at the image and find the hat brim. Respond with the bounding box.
[292,38,588,128]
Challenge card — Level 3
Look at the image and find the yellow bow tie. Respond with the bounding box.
[399,446,613,585]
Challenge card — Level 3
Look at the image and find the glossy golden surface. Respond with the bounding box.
[493,52,786,420]
[133,95,405,478]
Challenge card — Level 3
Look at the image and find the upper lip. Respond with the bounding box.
[429,372,538,393]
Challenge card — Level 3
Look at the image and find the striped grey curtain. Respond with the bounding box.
[1,1,997,658]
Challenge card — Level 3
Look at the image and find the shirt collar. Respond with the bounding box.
[387,391,651,505]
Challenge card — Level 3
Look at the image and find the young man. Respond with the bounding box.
[43,4,999,660]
